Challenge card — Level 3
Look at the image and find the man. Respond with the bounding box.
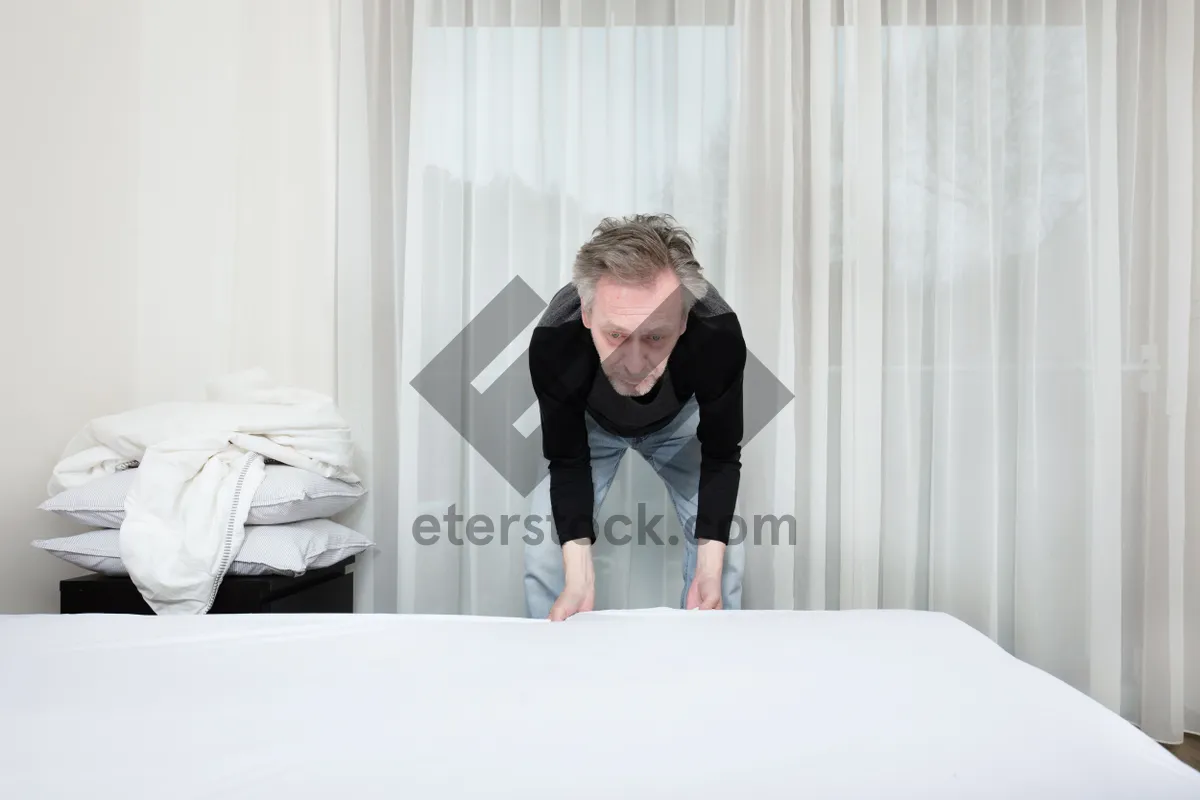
[525,213,747,621]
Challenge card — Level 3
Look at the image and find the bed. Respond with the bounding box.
[2,608,1197,798]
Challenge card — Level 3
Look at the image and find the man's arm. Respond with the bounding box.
[528,326,595,547]
[529,325,598,617]
[692,314,747,550]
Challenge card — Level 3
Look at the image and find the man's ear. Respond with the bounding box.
[581,303,591,329]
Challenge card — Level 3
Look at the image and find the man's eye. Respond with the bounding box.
[648,334,662,342]
[610,331,622,339]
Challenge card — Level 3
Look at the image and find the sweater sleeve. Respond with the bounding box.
[528,325,597,546]
[691,314,747,544]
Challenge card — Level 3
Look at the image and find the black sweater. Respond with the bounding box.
[528,280,747,546]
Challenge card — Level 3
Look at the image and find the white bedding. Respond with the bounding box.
[1,609,1197,799]
[45,369,359,615]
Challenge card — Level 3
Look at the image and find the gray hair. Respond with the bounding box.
[572,214,709,315]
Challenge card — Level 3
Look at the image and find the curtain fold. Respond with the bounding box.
[335,0,414,615]
[337,0,1198,744]
[1188,0,1200,740]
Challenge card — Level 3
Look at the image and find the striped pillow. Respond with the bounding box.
[40,464,365,528]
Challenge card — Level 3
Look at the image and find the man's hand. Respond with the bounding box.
[549,582,594,621]
[685,539,726,610]
[549,539,595,621]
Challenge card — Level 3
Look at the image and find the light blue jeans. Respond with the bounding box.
[523,396,745,619]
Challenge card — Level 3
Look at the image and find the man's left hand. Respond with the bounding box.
[686,540,726,610]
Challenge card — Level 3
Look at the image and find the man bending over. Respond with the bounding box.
[525,214,747,621]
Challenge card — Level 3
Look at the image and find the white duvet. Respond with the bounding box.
[1,609,1197,799]
[46,369,359,614]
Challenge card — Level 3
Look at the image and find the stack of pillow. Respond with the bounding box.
[32,463,372,578]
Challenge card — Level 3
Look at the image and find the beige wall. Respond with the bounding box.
[0,0,336,613]
[0,1,143,613]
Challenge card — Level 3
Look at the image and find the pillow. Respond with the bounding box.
[31,519,374,578]
[39,464,366,528]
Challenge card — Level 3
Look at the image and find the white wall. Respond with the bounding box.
[0,0,337,613]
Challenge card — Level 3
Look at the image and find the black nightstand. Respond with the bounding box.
[59,559,355,614]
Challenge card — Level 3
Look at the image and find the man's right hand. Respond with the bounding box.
[549,583,594,621]
[549,539,595,621]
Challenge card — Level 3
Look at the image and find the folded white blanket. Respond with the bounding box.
[47,369,359,614]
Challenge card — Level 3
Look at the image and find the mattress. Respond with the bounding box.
[2,609,1197,799]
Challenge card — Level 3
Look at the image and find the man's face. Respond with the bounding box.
[581,268,687,397]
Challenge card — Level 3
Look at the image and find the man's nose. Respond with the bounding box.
[622,339,652,374]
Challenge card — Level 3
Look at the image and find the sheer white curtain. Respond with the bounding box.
[337,0,738,617]
[729,0,1198,744]
[336,0,1198,743]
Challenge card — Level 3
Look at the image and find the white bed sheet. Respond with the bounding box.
[1,609,1197,799]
